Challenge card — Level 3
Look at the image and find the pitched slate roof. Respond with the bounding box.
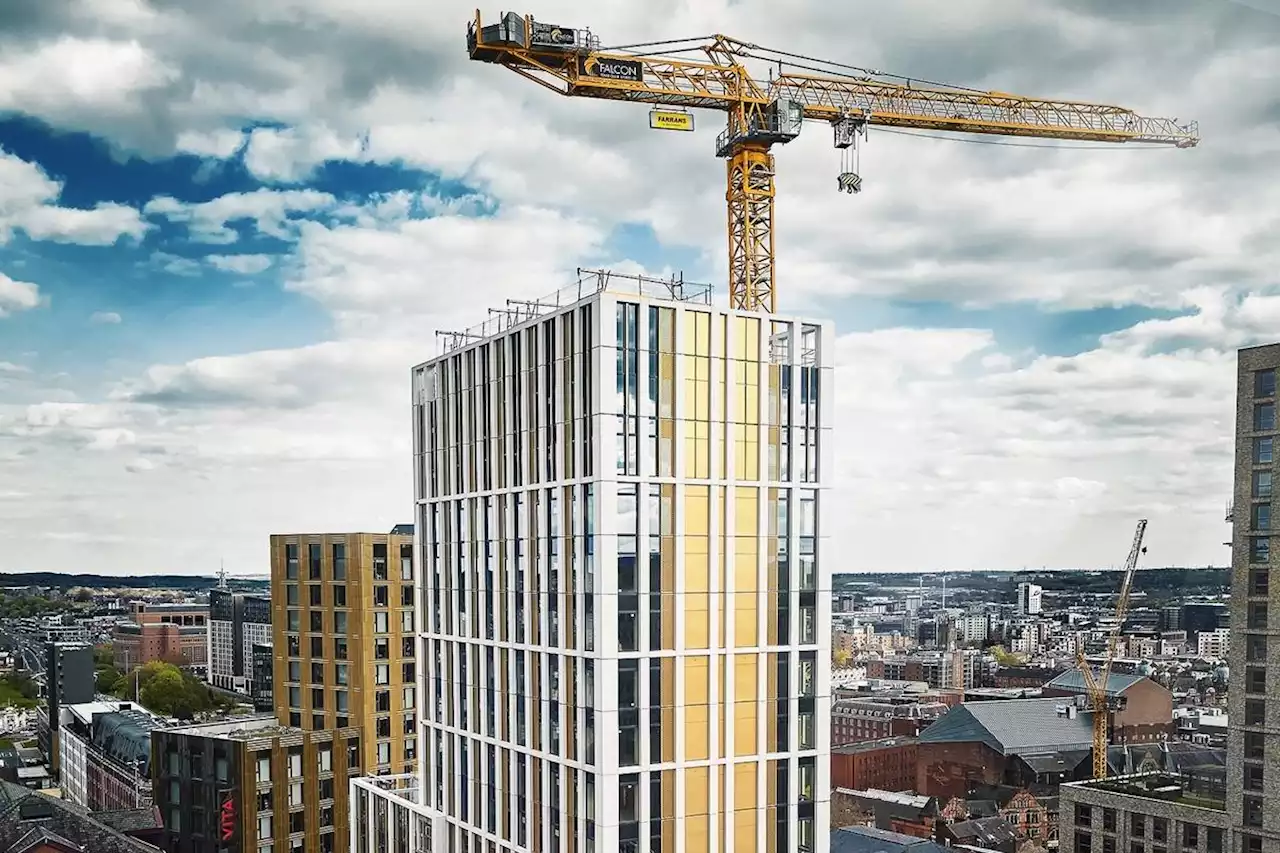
[919,698,1094,755]
[0,781,160,853]
[1046,669,1147,697]
[831,825,952,853]
[947,816,1019,847]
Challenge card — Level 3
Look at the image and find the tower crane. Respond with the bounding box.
[1076,519,1149,780]
[466,12,1200,313]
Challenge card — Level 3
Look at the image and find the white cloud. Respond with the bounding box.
[0,37,176,121]
[144,188,335,243]
[175,128,245,159]
[0,149,149,245]
[0,362,31,374]
[0,273,42,317]
[206,253,273,275]
[90,311,123,325]
[243,125,366,182]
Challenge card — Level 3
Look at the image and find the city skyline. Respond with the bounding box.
[3,0,1280,575]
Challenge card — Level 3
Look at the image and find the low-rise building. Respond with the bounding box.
[151,716,362,853]
[832,737,919,792]
[832,698,949,746]
[57,700,166,812]
[1059,773,1227,853]
[113,601,209,672]
[1042,670,1174,745]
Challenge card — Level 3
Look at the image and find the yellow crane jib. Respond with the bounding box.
[467,11,1200,314]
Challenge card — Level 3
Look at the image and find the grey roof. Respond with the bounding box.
[95,807,164,834]
[0,780,160,853]
[831,826,951,853]
[947,816,1019,847]
[1019,749,1092,776]
[1046,669,1147,697]
[919,698,1094,755]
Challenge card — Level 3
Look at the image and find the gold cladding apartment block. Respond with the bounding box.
[270,532,418,776]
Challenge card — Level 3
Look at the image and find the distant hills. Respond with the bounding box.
[0,572,265,591]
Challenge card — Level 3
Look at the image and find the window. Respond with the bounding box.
[403,661,416,682]
[289,750,303,777]
[1102,809,1115,832]
[289,687,301,708]
[287,585,299,605]
[1246,732,1266,760]
[374,543,388,579]
[375,639,389,660]
[1254,504,1272,531]
[334,586,346,607]
[377,691,391,712]
[1244,796,1264,828]
[1245,837,1263,853]
[318,747,332,773]
[312,688,324,709]
[619,774,639,823]
[256,752,272,783]
[1248,635,1268,662]
[290,811,305,834]
[332,543,347,580]
[1248,666,1267,694]
[1152,818,1166,843]
[334,612,347,634]
[348,740,360,769]
[1256,471,1274,499]
[402,636,415,657]
[310,611,323,632]
[404,686,416,709]
[1251,538,1271,563]
[374,586,389,607]
[1104,838,1116,853]
[288,661,300,682]
[1252,568,1270,596]
[376,741,391,765]
[402,585,414,607]
[1258,369,1277,398]
[258,814,274,840]
[311,662,324,683]
[1131,814,1145,837]
[287,610,300,632]
[1258,403,1277,431]
[1257,437,1275,465]
[335,664,348,686]
[402,611,415,633]
[1246,699,1266,726]
[1182,824,1198,849]
[310,636,323,657]
[1246,763,1264,792]
[374,612,389,634]
[1077,805,1093,827]
[320,778,334,800]
[1075,834,1092,853]
[798,710,815,749]
[336,690,348,713]
[258,790,273,811]
[309,585,322,606]
[334,638,347,660]
[377,717,391,737]
[376,664,390,685]
[1250,601,1269,629]
[1207,829,1222,853]
[308,543,322,579]
[285,544,299,579]
[399,543,414,580]
[289,781,303,807]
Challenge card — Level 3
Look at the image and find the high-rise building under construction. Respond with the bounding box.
[352,271,834,853]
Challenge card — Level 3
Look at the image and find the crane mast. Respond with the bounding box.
[466,11,1199,313]
[1076,519,1149,780]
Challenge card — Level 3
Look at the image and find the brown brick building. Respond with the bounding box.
[916,698,1095,799]
[831,737,919,791]
[113,603,209,670]
[1041,669,1174,744]
[831,698,949,746]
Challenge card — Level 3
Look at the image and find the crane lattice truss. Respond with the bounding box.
[1076,519,1149,780]
[467,12,1199,313]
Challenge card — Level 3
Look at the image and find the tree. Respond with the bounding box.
[832,648,852,669]
[95,667,123,694]
[140,666,192,718]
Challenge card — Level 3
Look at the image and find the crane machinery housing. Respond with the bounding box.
[466,11,1200,314]
[1076,519,1150,780]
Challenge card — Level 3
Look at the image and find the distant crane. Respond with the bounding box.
[1076,519,1149,780]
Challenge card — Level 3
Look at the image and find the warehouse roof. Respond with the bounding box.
[1046,669,1148,697]
[919,698,1093,755]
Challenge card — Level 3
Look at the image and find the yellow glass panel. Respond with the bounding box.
[742,317,760,361]
[686,593,710,649]
[662,658,677,762]
[685,656,709,703]
[766,655,780,752]
[686,486,710,532]
[735,488,758,533]
[686,767,710,850]
[734,591,758,647]
[734,760,757,811]
[735,654,758,755]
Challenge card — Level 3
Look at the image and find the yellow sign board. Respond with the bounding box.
[649,110,694,132]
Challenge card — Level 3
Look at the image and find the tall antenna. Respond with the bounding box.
[217,559,228,590]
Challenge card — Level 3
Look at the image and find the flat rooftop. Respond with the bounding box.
[1065,773,1226,812]
[160,715,299,741]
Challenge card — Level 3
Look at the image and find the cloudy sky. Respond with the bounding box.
[1,0,1277,576]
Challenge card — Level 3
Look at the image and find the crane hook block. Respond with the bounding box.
[838,172,862,194]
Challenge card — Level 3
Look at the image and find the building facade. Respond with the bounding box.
[1228,345,1279,853]
[58,700,162,812]
[114,602,210,672]
[40,641,94,778]
[151,716,362,853]
[351,277,835,852]
[269,531,417,775]
[209,589,273,693]
[830,737,918,792]
[1060,774,1227,853]
[1016,583,1043,617]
